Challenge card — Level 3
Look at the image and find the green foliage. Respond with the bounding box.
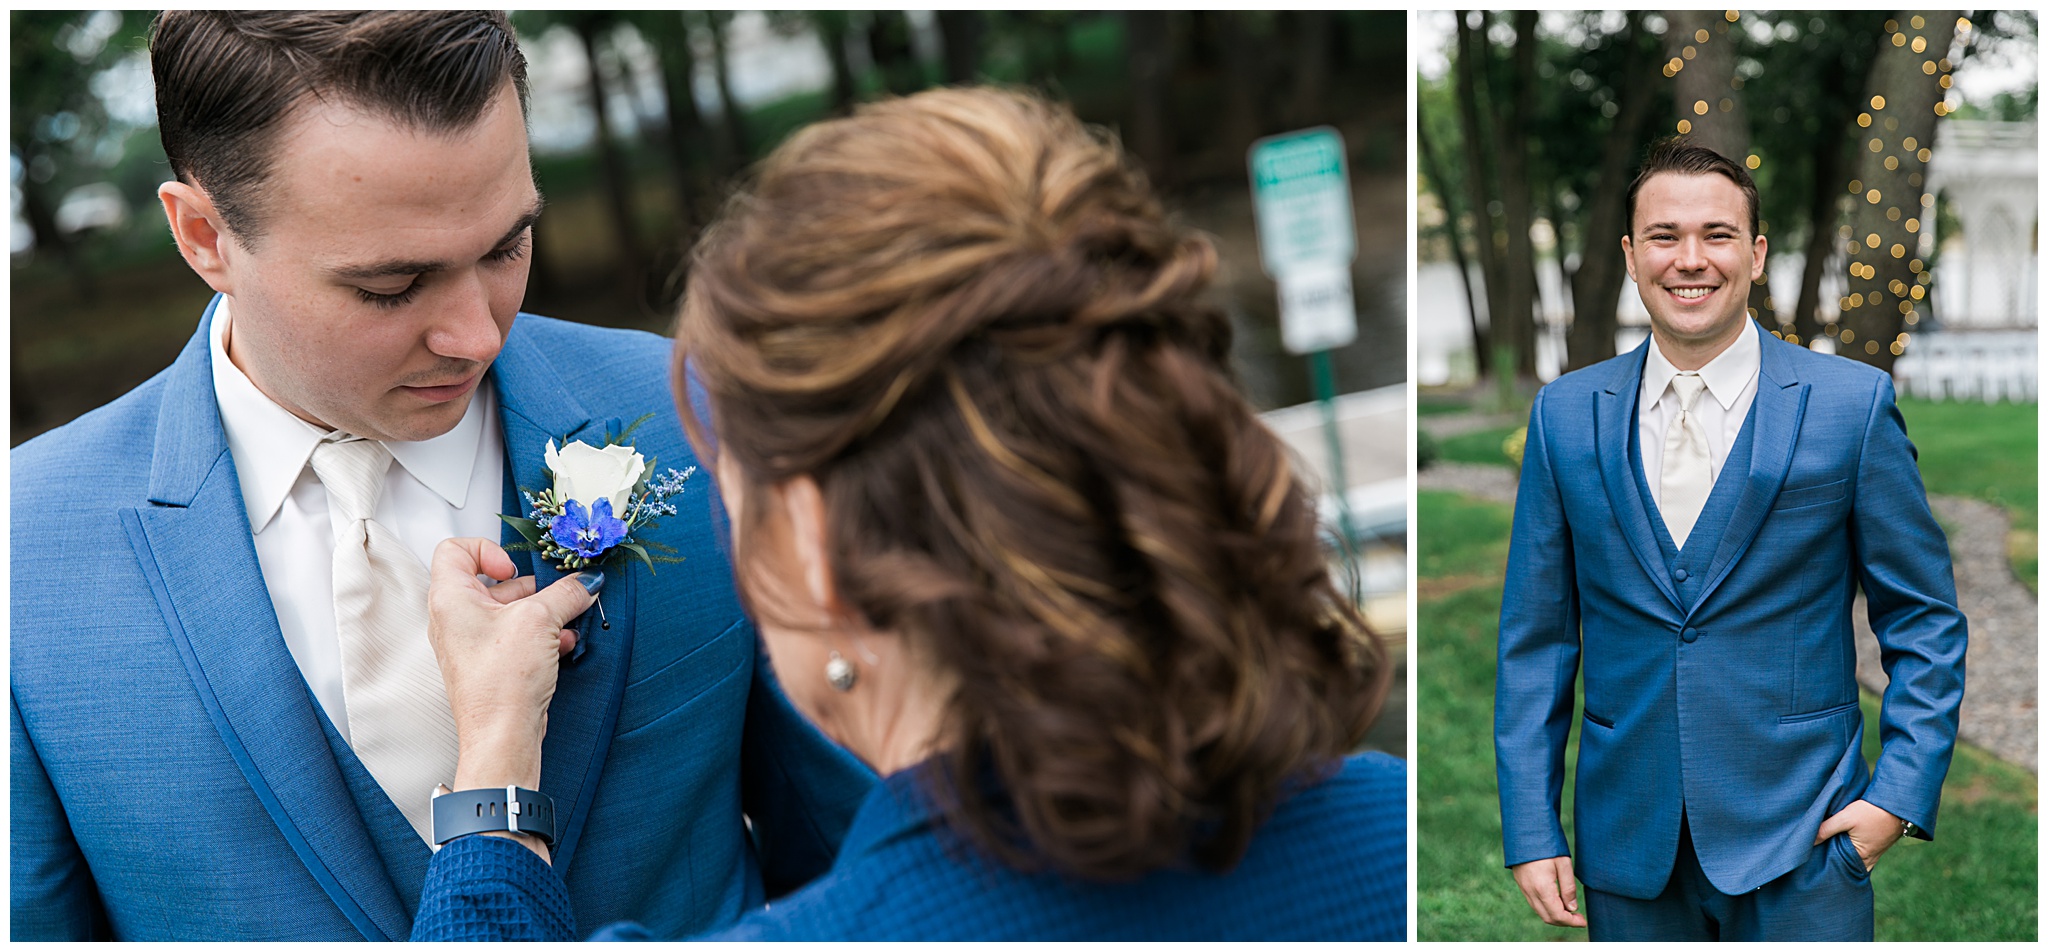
[1417,428,1441,471]
[1416,489,2037,941]
[1896,397,2038,590]
[1434,424,1524,467]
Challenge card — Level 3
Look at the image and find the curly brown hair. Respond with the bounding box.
[676,87,1389,880]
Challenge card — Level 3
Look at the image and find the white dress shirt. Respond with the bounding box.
[1638,320,1761,516]
[210,299,506,742]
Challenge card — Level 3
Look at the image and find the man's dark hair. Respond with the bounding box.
[1623,137,1760,239]
[151,11,529,242]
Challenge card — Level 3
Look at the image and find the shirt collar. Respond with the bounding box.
[209,298,493,533]
[1642,319,1760,413]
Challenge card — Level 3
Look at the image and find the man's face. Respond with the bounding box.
[1622,171,1767,359]
[214,82,538,442]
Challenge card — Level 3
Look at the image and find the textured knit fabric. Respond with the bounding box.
[413,751,1408,941]
[1495,322,1967,901]
[10,299,875,940]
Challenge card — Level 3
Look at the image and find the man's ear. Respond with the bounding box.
[1751,234,1768,282]
[1620,233,1637,284]
[779,475,839,617]
[158,180,236,295]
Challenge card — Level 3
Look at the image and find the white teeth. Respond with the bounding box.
[1671,287,1714,300]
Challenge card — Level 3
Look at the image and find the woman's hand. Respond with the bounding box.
[427,538,599,793]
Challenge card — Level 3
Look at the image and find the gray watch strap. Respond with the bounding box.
[431,785,558,847]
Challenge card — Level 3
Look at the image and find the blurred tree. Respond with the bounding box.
[804,12,859,115]
[1418,119,1489,375]
[1496,11,1542,381]
[1664,11,1776,329]
[935,11,985,84]
[565,11,646,277]
[1747,12,1891,346]
[701,11,748,169]
[1837,12,1960,373]
[11,11,147,286]
[866,11,924,96]
[1566,12,1658,371]
[625,11,709,235]
[1452,12,1513,384]
[1121,11,1173,186]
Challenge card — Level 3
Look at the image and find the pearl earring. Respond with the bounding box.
[825,650,857,692]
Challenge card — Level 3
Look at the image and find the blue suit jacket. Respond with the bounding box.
[413,751,1408,940]
[1494,326,1966,898]
[10,299,875,940]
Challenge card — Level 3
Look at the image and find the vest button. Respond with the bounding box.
[1675,568,1690,581]
[1680,627,1700,643]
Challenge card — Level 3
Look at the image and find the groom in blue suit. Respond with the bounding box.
[12,12,871,940]
[1494,141,1965,941]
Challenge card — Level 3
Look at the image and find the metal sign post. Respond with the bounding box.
[1249,127,1363,585]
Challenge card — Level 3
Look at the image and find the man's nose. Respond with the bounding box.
[427,271,505,362]
[1674,235,1709,271]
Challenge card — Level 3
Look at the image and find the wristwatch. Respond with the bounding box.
[1901,819,1922,839]
[430,784,558,848]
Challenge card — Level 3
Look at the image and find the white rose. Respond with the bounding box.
[545,439,647,516]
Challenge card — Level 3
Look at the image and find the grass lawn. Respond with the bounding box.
[1432,424,1524,468]
[1415,490,2037,941]
[1896,397,2038,592]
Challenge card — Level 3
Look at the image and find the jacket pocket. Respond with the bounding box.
[1582,709,1615,730]
[1772,478,1850,512]
[1779,700,1860,724]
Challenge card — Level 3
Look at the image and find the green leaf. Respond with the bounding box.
[499,514,546,546]
[611,412,658,446]
[620,542,659,574]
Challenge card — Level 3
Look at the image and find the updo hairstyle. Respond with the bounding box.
[676,87,1389,880]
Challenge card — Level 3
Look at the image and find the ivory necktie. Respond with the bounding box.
[311,436,457,843]
[1660,374,1712,550]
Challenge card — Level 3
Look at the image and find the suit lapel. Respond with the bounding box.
[1594,340,1683,612]
[490,319,637,877]
[1693,331,1809,611]
[124,303,408,941]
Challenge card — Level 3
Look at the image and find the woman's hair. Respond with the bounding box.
[677,87,1389,880]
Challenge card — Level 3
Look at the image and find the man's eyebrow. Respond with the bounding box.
[327,200,546,280]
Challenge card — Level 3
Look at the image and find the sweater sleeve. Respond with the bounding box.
[410,835,578,941]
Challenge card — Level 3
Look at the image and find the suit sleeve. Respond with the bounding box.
[11,691,109,939]
[1848,374,1966,839]
[1494,389,1582,868]
[739,624,879,897]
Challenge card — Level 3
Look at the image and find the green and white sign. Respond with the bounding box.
[1250,127,1359,355]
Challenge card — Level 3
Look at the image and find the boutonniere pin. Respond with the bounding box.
[501,414,695,639]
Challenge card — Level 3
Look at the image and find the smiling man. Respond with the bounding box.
[1493,139,1966,941]
[11,11,871,940]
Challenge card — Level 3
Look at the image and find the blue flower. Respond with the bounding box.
[550,498,627,558]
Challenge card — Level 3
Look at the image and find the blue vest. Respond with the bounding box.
[1630,397,1760,612]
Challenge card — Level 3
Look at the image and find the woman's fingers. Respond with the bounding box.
[486,575,539,605]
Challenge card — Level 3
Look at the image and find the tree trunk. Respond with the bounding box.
[1664,10,1751,159]
[707,12,748,169]
[1567,12,1654,371]
[1791,17,1887,346]
[1453,12,1511,381]
[1418,119,1490,376]
[645,12,706,233]
[1123,11,1173,188]
[1495,10,1542,380]
[1219,12,1265,148]
[810,12,858,115]
[868,11,923,96]
[935,11,983,84]
[573,19,644,276]
[1837,12,1957,373]
[1286,11,1334,129]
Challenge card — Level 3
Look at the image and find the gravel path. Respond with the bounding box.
[1419,463,2036,773]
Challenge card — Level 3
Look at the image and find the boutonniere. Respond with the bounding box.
[500,415,697,577]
